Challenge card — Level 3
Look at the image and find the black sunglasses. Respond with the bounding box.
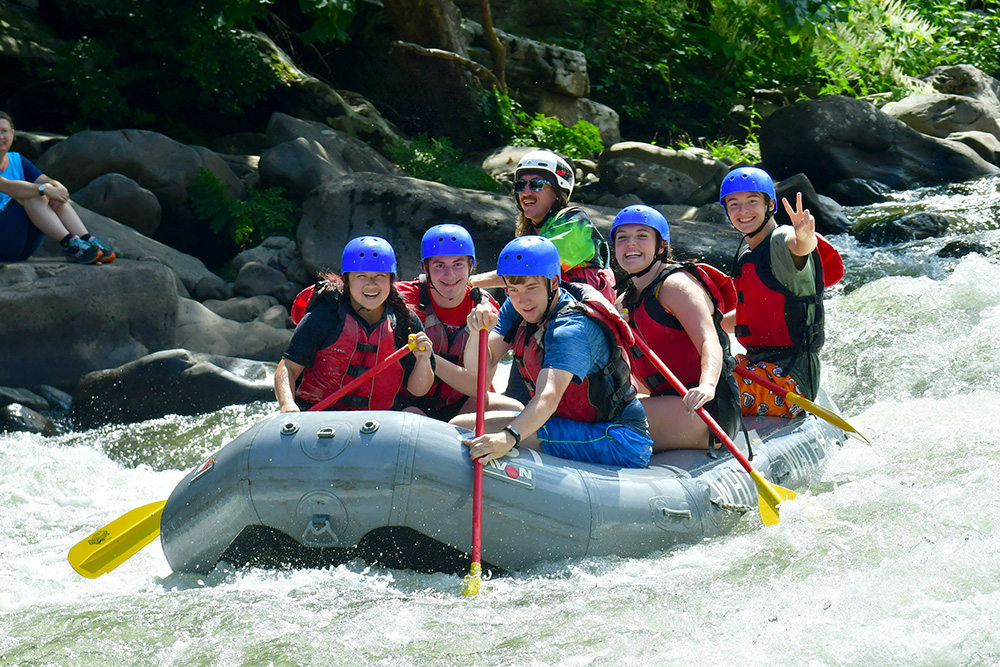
[513,178,553,194]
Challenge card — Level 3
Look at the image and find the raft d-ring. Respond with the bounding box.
[317,426,335,439]
[360,419,380,434]
[281,421,300,435]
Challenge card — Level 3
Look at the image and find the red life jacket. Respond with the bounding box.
[397,276,497,411]
[624,263,735,394]
[733,229,841,360]
[506,282,637,423]
[295,298,406,411]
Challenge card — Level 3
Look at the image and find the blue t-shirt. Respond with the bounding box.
[497,288,648,430]
[0,153,43,212]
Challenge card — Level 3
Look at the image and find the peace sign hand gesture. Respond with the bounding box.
[782,192,818,256]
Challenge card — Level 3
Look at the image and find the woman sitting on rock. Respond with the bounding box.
[613,205,741,450]
[274,236,434,413]
[0,111,115,264]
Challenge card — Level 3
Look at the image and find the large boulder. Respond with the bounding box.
[881,93,1000,140]
[71,172,162,237]
[0,260,178,389]
[599,143,730,206]
[71,349,276,428]
[36,129,245,264]
[174,298,291,360]
[297,173,518,277]
[759,95,999,193]
[920,64,1000,115]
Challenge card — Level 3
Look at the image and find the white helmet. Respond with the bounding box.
[515,149,575,199]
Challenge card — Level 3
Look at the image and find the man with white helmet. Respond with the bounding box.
[470,148,616,303]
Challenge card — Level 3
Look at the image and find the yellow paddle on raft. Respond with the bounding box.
[68,337,423,578]
[733,365,870,444]
[632,333,796,525]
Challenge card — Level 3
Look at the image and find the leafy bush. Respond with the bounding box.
[387,134,504,192]
[491,90,604,160]
[45,0,282,137]
[189,168,299,249]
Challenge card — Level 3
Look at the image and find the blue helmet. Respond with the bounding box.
[719,167,777,210]
[421,224,476,265]
[497,235,561,280]
[611,205,670,245]
[341,236,397,274]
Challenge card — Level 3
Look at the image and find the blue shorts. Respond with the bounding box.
[537,417,652,468]
[0,202,45,262]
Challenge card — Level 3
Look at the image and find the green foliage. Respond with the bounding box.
[387,134,503,193]
[811,0,940,97]
[46,0,281,135]
[490,90,604,160]
[189,168,299,249]
[298,0,356,44]
[916,0,1000,78]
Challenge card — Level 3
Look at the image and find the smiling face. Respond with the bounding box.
[425,254,472,306]
[503,275,557,324]
[516,171,559,225]
[614,223,663,275]
[723,190,774,236]
[346,271,391,318]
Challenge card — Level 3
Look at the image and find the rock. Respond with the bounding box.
[258,304,291,329]
[774,173,853,235]
[250,32,405,153]
[298,173,518,277]
[71,349,276,428]
[881,93,1000,140]
[0,261,178,389]
[0,387,49,412]
[193,274,229,302]
[264,112,396,175]
[0,403,58,436]
[823,178,895,206]
[537,96,621,147]
[71,172,162,237]
[598,157,700,205]
[946,130,1000,165]
[759,95,999,192]
[174,298,291,361]
[33,206,218,294]
[37,384,73,411]
[603,142,730,192]
[10,131,64,163]
[937,239,991,259]
[920,64,1000,115]
[233,261,289,298]
[36,129,246,264]
[853,210,952,245]
[203,295,280,323]
[259,137,347,203]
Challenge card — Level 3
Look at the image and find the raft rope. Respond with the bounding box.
[710,497,754,515]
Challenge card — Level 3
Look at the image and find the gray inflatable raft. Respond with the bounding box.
[160,398,845,574]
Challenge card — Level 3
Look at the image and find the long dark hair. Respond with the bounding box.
[312,270,418,349]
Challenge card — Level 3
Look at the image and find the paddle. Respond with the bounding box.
[733,364,870,444]
[68,338,422,578]
[463,327,489,596]
[631,334,796,526]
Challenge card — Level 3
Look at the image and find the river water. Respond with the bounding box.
[4,178,1000,666]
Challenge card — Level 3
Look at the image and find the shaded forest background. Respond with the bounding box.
[6,0,1000,175]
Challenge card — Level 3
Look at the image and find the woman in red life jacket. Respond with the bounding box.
[719,166,844,417]
[613,205,742,450]
[274,236,433,413]
[468,149,616,302]
[395,223,524,421]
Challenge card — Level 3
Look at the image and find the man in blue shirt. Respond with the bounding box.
[452,236,652,468]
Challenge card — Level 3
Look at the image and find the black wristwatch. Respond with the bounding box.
[503,425,521,446]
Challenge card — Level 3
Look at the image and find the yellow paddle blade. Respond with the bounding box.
[463,561,483,597]
[749,470,797,526]
[68,500,166,579]
[784,392,871,445]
